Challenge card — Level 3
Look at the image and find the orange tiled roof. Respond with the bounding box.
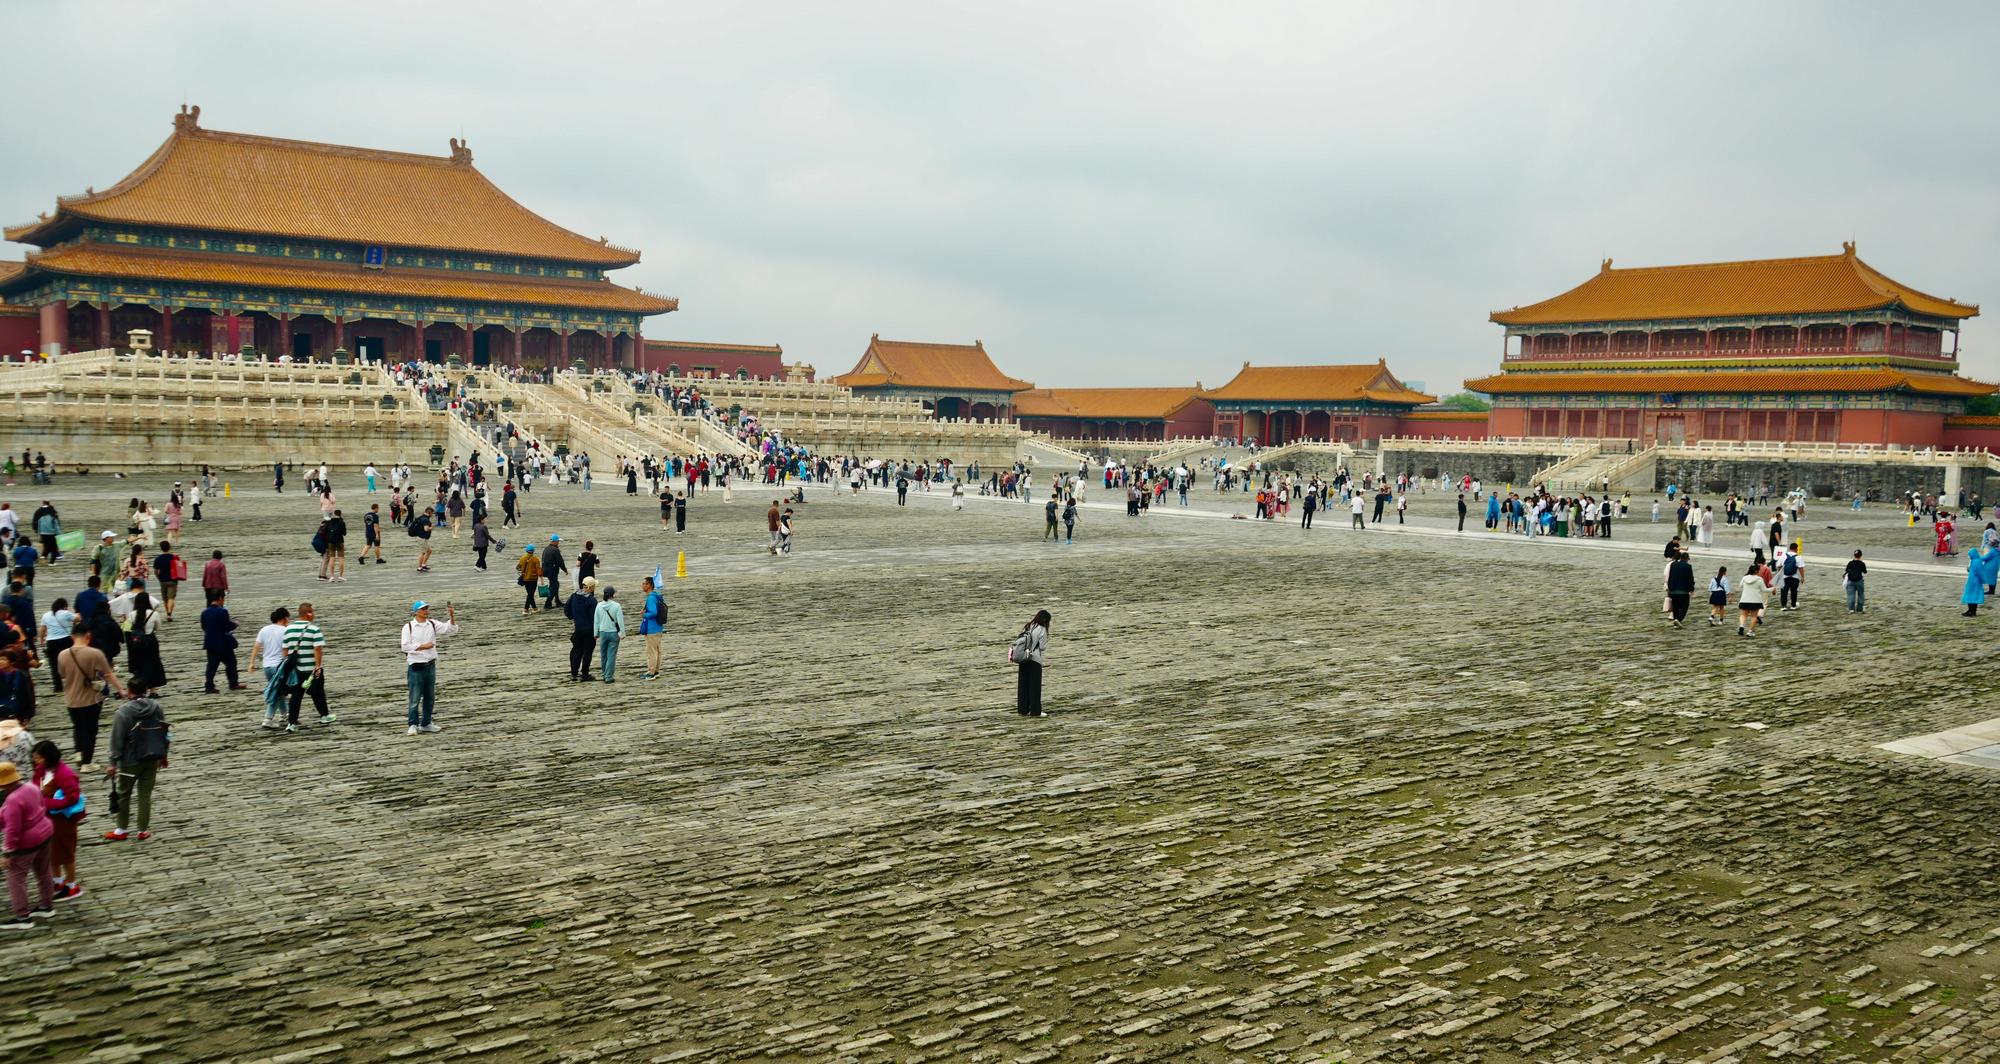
[1012,387,1203,420]
[5,107,640,266]
[643,340,782,355]
[14,243,676,314]
[0,261,24,287]
[834,336,1033,393]
[1491,245,1978,326]
[1465,368,1996,397]
[1200,361,1435,405]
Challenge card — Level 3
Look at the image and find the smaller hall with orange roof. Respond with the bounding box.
[0,106,676,366]
[1471,244,1987,447]
[1200,361,1436,444]
[1012,387,1214,441]
[835,335,1033,419]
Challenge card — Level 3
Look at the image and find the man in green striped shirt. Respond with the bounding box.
[280,602,332,732]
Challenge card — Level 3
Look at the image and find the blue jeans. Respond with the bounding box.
[262,665,282,719]
[406,663,437,726]
[1845,581,1865,611]
[598,635,620,681]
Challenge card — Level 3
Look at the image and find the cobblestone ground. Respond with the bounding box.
[3,473,1997,1062]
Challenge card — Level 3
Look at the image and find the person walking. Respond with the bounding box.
[575,541,600,585]
[0,760,55,929]
[1009,610,1050,717]
[673,491,688,535]
[515,546,542,615]
[198,589,242,693]
[1456,493,1468,532]
[565,578,599,682]
[280,603,330,732]
[363,504,385,566]
[1665,550,1695,627]
[1061,498,1077,544]
[1707,566,1732,625]
[1737,559,1769,636]
[1301,489,1317,529]
[1044,495,1060,541]
[767,500,782,555]
[471,514,492,571]
[1350,491,1366,530]
[410,507,434,573]
[778,508,795,554]
[400,601,459,735]
[31,740,83,901]
[1962,548,1987,617]
[151,542,183,622]
[1778,544,1804,611]
[37,598,73,697]
[101,683,169,842]
[594,586,626,683]
[201,550,228,599]
[501,483,519,528]
[56,628,125,766]
[1843,550,1867,613]
[253,607,290,729]
[540,535,566,610]
[639,576,666,681]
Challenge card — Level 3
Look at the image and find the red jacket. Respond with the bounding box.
[202,558,229,590]
[1,781,52,853]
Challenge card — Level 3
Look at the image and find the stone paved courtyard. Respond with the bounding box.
[3,471,1998,1062]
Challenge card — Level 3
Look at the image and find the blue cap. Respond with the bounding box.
[550,533,561,542]
[411,600,428,612]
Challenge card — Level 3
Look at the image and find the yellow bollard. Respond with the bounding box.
[676,550,687,579]
[223,482,232,498]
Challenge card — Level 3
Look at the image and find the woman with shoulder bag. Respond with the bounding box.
[1009,610,1051,717]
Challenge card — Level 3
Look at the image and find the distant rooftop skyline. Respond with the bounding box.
[3,0,1994,390]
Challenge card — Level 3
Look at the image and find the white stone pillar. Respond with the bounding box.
[1943,461,1963,504]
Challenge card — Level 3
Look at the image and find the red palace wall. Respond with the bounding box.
[638,342,788,379]
[1942,420,2000,451]
[1167,399,1216,438]
[1836,409,1947,449]
[0,310,39,359]
[1392,415,1490,440]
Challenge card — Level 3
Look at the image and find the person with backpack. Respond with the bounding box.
[280,602,331,732]
[1044,495,1060,541]
[409,508,434,573]
[151,542,185,622]
[638,576,666,681]
[540,535,567,609]
[253,607,290,728]
[101,681,169,841]
[1778,543,1804,611]
[1009,610,1051,717]
[1843,550,1868,613]
[199,589,243,693]
[515,546,542,615]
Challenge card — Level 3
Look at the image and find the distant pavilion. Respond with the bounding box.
[835,335,1033,419]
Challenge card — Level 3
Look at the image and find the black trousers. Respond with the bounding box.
[287,673,328,724]
[570,631,597,678]
[70,702,102,764]
[524,582,538,610]
[476,545,488,569]
[1301,511,1314,528]
[1782,577,1800,608]
[1016,661,1042,715]
[544,575,561,608]
[192,502,202,521]
[1458,513,1465,531]
[40,533,58,561]
[1669,594,1691,622]
[204,648,239,689]
[44,637,69,693]
[675,509,686,532]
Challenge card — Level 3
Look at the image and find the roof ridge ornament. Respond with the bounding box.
[1842,240,1855,257]
[1601,258,1613,273]
[448,137,473,164]
[174,104,201,133]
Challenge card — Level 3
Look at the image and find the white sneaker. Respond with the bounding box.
[420,724,443,733]
[406,725,419,736]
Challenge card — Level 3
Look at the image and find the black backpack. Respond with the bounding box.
[126,704,169,762]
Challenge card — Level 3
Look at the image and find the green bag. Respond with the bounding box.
[56,530,86,552]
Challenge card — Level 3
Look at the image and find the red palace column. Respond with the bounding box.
[333,318,347,354]
[225,312,242,356]
[462,323,474,364]
[38,300,68,357]
[96,304,112,349]
[559,329,571,366]
[159,306,174,353]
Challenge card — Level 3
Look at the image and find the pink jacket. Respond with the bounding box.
[1,782,52,853]
[37,762,83,818]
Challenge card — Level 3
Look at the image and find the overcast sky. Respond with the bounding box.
[4,1,1996,390]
